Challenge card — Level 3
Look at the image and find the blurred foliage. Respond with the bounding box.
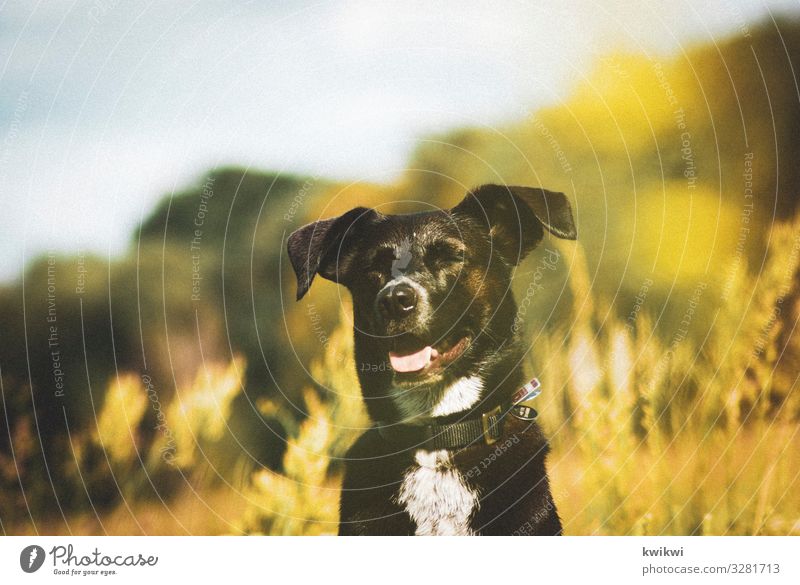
[536,215,800,534]
[1,17,800,534]
[239,309,367,535]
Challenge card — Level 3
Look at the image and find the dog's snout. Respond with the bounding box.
[378,282,418,320]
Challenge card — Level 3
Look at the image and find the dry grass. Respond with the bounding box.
[7,220,799,536]
[233,216,800,535]
[536,218,800,535]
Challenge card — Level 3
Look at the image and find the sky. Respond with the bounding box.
[0,0,797,281]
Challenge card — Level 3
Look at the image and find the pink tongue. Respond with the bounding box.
[389,346,433,373]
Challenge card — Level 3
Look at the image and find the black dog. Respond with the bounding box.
[287,184,576,535]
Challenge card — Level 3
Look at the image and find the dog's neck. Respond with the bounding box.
[390,375,483,423]
[390,364,525,424]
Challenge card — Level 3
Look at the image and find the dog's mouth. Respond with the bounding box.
[388,332,471,379]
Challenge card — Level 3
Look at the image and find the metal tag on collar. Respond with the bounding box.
[481,405,503,445]
[511,377,541,406]
[511,404,538,421]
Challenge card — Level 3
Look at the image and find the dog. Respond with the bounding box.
[287,184,576,535]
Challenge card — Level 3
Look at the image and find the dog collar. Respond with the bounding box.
[376,378,541,451]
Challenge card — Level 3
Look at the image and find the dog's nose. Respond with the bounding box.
[378,282,417,319]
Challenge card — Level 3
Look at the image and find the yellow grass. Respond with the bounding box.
[234,216,800,535]
[10,220,799,536]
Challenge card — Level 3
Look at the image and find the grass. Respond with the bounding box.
[238,213,800,535]
[5,218,799,536]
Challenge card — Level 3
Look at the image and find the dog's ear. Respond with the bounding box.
[452,184,576,265]
[287,207,377,300]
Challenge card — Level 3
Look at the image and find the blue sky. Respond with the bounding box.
[0,0,796,281]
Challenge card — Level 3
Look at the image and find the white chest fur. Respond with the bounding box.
[397,449,479,535]
[392,376,483,421]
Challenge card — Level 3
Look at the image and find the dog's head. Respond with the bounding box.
[287,185,576,422]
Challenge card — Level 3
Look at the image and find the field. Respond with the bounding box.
[6,217,798,536]
[2,17,800,536]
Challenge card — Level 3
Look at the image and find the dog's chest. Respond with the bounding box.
[397,449,479,535]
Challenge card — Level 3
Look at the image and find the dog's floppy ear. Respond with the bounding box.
[452,184,576,265]
[287,207,377,300]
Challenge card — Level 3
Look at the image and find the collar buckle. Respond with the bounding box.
[481,405,503,445]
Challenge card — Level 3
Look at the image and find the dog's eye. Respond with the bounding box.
[424,242,464,270]
[369,248,396,272]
